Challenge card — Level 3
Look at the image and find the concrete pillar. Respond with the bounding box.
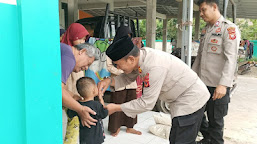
[146,0,156,48]
[59,0,68,29]
[107,0,115,37]
[176,2,183,49]
[194,11,200,40]
[223,0,229,18]
[162,19,168,52]
[68,0,78,26]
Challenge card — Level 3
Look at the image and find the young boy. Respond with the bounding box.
[67,77,108,144]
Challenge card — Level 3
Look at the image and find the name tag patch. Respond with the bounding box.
[212,33,222,36]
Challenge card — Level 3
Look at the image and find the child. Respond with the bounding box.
[67,77,108,144]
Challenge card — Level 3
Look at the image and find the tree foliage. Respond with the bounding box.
[138,18,257,40]
[236,19,257,40]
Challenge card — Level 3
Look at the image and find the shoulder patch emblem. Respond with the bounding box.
[211,39,218,43]
[229,34,236,40]
[227,27,236,40]
[227,27,235,33]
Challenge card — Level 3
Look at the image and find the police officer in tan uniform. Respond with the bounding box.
[98,35,210,144]
[192,0,240,144]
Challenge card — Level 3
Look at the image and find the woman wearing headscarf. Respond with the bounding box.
[62,23,90,144]
[106,26,142,136]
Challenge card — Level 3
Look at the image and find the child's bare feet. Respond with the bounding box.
[126,128,142,135]
[111,128,120,137]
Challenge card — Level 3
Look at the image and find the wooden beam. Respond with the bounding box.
[146,0,156,48]
[156,12,166,19]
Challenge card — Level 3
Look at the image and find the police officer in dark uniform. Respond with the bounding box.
[192,0,240,144]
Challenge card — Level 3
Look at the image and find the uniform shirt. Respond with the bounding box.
[192,16,240,87]
[106,56,137,91]
[114,48,210,119]
[61,43,76,84]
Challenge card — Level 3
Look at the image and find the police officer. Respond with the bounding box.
[98,35,210,144]
[192,0,240,144]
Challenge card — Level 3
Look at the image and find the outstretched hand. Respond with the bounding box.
[106,103,121,115]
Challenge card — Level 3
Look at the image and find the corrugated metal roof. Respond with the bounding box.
[78,0,257,19]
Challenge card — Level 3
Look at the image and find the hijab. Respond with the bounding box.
[61,23,89,46]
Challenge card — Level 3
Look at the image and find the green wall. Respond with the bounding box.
[0,0,62,143]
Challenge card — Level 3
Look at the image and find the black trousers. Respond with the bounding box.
[200,87,230,144]
[169,105,206,144]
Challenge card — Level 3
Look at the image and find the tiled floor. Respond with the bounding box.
[102,111,169,144]
[63,110,170,144]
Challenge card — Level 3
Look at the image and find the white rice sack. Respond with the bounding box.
[149,124,171,139]
[153,112,171,126]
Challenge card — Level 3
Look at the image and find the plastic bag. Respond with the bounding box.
[149,124,171,139]
[153,112,171,126]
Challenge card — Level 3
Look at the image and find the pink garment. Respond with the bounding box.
[132,37,143,98]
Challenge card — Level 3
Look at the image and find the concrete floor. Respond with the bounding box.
[63,75,257,144]
[223,76,257,144]
[63,110,169,144]
[102,111,169,144]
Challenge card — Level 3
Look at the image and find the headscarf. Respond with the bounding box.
[61,23,89,46]
[113,25,132,42]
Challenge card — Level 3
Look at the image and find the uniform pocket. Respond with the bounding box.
[207,37,222,54]
[214,104,228,119]
[178,113,198,127]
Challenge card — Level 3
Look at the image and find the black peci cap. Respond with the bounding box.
[106,35,134,61]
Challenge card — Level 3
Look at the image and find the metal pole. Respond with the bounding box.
[136,12,140,37]
[223,0,229,18]
[232,4,236,23]
[194,11,200,40]
[186,0,193,67]
[162,19,168,52]
[128,17,130,27]
[181,0,187,62]
[117,15,120,27]
[101,3,109,38]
